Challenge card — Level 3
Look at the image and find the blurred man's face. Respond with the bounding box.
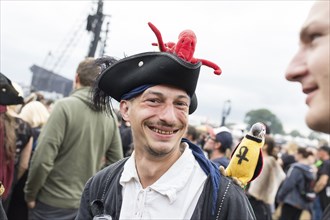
[203,135,217,154]
[317,149,330,161]
[285,1,330,134]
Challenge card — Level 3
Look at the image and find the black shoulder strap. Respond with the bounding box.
[89,158,128,219]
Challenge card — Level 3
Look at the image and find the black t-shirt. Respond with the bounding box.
[317,159,330,210]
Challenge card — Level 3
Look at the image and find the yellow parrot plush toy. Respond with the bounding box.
[222,122,266,187]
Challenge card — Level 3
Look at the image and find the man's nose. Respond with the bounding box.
[159,104,176,123]
[285,49,308,82]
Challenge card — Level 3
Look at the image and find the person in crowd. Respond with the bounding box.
[278,141,298,173]
[75,24,256,219]
[115,109,133,157]
[195,125,213,149]
[23,91,45,106]
[276,147,316,220]
[203,126,233,168]
[284,1,329,219]
[44,99,54,113]
[184,125,209,158]
[3,83,34,220]
[24,57,123,219]
[19,99,50,151]
[184,124,200,146]
[306,146,322,220]
[0,72,26,220]
[247,135,286,220]
[314,146,330,217]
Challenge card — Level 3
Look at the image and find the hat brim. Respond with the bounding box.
[98,52,201,114]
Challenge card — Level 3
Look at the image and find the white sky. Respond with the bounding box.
[1,0,327,138]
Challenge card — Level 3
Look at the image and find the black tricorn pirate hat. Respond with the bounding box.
[0,72,24,105]
[97,52,201,114]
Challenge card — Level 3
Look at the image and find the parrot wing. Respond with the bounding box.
[248,149,263,183]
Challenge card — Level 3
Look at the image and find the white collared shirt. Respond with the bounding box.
[119,143,207,219]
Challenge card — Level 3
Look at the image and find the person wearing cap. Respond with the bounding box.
[203,127,233,168]
[2,82,34,220]
[0,72,26,220]
[24,58,123,219]
[284,1,329,219]
[75,25,256,220]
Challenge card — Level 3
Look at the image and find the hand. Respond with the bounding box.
[27,201,36,209]
[219,166,245,188]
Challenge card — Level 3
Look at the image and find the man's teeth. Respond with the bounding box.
[152,128,174,135]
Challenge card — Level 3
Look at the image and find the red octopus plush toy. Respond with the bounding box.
[148,22,222,75]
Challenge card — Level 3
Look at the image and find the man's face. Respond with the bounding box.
[120,85,190,158]
[203,135,218,154]
[285,1,330,134]
[317,149,329,161]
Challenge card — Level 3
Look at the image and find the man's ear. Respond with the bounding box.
[120,100,130,122]
[74,74,80,89]
[215,142,222,150]
[75,74,80,83]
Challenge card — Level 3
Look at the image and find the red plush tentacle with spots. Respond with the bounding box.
[190,58,222,75]
[148,22,167,52]
[198,59,222,75]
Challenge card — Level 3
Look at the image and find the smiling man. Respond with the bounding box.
[285,1,330,134]
[285,1,330,219]
[75,25,256,220]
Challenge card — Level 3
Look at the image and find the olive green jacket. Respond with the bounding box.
[24,87,123,209]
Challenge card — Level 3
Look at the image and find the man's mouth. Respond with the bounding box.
[303,86,318,105]
[303,86,318,95]
[151,127,176,135]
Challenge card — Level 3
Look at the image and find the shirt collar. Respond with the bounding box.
[119,143,196,203]
[120,151,140,184]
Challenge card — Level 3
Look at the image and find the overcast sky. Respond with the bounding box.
[2,0,327,138]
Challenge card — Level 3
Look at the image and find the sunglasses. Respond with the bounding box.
[205,135,217,142]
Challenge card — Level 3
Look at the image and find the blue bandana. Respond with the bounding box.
[121,84,155,100]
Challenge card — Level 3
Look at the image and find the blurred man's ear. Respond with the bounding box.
[73,74,81,89]
[214,142,221,150]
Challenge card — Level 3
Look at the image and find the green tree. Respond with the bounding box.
[244,108,284,134]
[289,130,302,137]
[308,131,320,140]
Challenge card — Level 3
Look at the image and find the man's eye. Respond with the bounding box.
[176,101,189,107]
[147,99,159,103]
[309,33,322,42]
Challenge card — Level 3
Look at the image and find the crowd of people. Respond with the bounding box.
[186,123,330,220]
[0,1,329,220]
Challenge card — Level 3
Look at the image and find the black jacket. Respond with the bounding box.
[75,156,255,220]
[276,162,315,211]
